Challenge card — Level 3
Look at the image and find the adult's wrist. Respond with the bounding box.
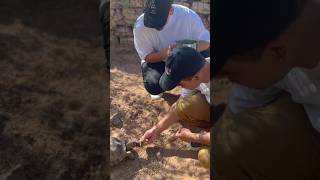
[161,48,169,59]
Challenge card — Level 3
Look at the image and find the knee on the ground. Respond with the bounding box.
[143,81,164,95]
[198,148,210,169]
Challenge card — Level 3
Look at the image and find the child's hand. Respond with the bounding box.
[175,128,197,143]
[141,126,159,144]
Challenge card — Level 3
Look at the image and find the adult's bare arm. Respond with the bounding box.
[197,40,210,52]
[145,44,176,63]
[144,48,170,63]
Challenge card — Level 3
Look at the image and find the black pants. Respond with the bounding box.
[141,49,210,95]
[141,61,166,95]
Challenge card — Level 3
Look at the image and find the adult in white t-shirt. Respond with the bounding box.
[133,0,210,96]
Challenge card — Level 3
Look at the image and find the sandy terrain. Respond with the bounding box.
[109,43,211,179]
[0,1,107,179]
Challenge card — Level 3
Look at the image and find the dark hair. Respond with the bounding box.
[234,0,308,61]
[182,75,194,81]
[212,0,309,75]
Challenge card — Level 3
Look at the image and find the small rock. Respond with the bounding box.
[110,113,123,127]
[0,164,27,180]
[156,151,162,160]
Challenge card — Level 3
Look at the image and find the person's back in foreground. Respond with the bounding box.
[212,0,320,179]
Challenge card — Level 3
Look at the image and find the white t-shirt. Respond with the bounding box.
[181,58,210,104]
[230,63,320,132]
[133,4,210,64]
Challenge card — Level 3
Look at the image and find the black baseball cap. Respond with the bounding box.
[159,47,205,91]
[212,0,302,77]
[143,0,173,30]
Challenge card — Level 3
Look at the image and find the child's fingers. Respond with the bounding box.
[175,131,181,138]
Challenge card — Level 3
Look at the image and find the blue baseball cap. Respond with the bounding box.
[159,47,205,91]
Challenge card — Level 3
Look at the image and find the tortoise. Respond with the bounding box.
[110,136,145,166]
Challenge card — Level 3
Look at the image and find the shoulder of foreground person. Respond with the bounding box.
[229,84,282,113]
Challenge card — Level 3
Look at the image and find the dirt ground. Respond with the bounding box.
[0,1,107,180]
[110,43,214,179]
